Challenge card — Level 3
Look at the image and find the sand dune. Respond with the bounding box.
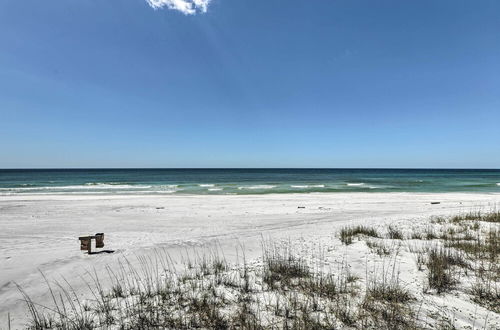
[1,192,499,328]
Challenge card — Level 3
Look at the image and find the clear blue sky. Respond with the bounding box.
[1,0,499,168]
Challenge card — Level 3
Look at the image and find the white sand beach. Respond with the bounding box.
[1,192,499,329]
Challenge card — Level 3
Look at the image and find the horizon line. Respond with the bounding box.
[1,167,499,171]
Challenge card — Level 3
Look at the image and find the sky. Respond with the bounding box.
[0,0,499,168]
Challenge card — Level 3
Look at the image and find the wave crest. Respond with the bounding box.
[291,185,325,189]
[238,185,276,190]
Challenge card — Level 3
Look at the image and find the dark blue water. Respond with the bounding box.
[0,169,499,195]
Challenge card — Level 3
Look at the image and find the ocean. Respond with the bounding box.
[0,169,499,195]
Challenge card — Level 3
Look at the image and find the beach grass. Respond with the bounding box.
[16,210,500,329]
[339,225,380,245]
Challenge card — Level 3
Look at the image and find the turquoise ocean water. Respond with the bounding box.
[0,169,499,195]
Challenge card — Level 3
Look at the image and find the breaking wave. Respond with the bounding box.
[238,185,276,190]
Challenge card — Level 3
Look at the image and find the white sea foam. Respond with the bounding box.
[71,184,152,190]
[238,185,276,190]
[291,185,325,189]
[199,184,215,187]
[0,191,112,196]
[497,183,500,186]
[0,184,152,192]
[86,182,114,185]
[346,183,364,186]
[155,185,179,193]
[0,183,185,196]
[208,188,223,191]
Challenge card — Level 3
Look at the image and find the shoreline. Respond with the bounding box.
[1,190,500,199]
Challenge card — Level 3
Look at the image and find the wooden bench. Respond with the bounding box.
[79,233,104,254]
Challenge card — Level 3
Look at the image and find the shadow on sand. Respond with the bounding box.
[88,250,115,255]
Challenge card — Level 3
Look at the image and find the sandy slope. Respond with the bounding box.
[0,192,499,329]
